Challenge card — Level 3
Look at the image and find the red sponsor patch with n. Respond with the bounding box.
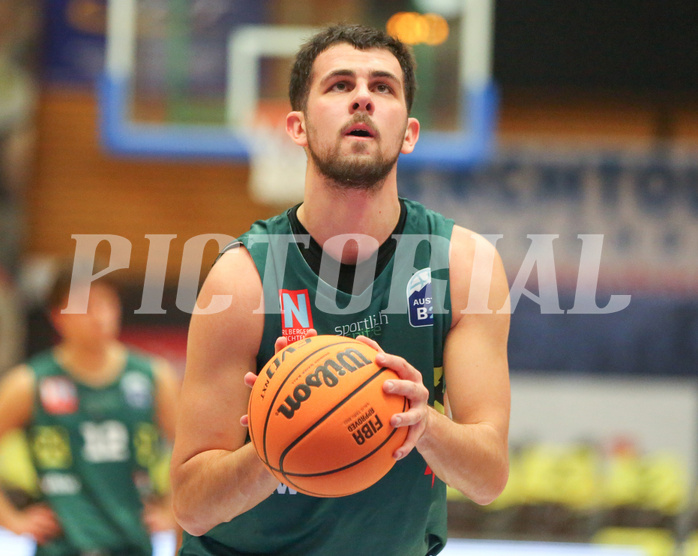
[279,289,313,343]
[39,376,78,415]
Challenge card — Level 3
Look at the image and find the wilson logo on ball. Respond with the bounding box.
[276,348,372,419]
[248,335,408,497]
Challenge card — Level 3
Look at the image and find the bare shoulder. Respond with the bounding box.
[449,225,510,324]
[172,245,265,461]
[0,364,35,398]
[198,245,262,307]
[443,227,510,430]
[449,225,502,264]
[0,364,35,431]
[183,244,265,397]
[189,245,265,354]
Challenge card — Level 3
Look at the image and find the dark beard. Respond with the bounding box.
[306,114,403,190]
[309,147,398,190]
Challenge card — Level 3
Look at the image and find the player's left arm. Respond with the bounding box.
[144,358,181,547]
[371,226,510,505]
[153,358,180,443]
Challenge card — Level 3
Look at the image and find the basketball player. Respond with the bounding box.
[171,24,510,555]
[0,268,180,555]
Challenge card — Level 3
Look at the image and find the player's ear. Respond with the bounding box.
[286,111,307,147]
[400,117,420,154]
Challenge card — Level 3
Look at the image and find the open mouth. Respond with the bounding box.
[348,129,372,138]
[343,122,377,139]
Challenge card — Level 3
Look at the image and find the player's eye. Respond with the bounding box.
[375,83,393,94]
[331,81,350,92]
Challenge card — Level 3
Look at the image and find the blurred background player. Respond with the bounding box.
[0,265,179,555]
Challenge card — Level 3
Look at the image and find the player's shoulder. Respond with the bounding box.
[205,240,262,296]
[192,236,265,341]
[449,225,502,261]
[0,363,35,391]
[0,363,36,428]
[449,225,510,318]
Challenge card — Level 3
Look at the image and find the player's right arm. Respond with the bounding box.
[0,365,61,544]
[170,246,278,537]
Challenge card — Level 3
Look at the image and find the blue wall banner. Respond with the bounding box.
[399,146,698,376]
[44,0,108,84]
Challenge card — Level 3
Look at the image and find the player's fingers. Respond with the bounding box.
[390,403,427,428]
[29,519,61,545]
[304,328,318,339]
[30,503,56,519]
[375,352,420,382]
[393,425,423,460]
[32,530,51,545]
[274,336,288,353]
[142,506,156,531]
[27,505,61,535]
[355,335,383,353]
[241,372,257,426]
[243,372,258,388]
[143,503,173,533]
[384,377,428,407]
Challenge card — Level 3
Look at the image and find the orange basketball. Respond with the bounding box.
[247,335,408,497]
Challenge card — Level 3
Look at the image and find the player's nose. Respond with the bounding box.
[350,83,374,114]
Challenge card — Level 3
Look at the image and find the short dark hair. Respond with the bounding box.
[46,265,75,311]
[46,263,120,312]
[289,24,417,113]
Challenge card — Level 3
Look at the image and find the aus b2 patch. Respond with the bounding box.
[407,268,433,327]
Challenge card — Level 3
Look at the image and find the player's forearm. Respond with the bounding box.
[171,443,278,536]
[415,407,509,505]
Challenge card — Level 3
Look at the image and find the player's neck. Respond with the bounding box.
[298,175,401,265]
[54,342,126,387]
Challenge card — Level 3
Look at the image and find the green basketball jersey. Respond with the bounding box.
[27,350,161,556]
[181,199,454,556]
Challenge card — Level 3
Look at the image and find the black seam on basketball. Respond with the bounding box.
[259,390,406,478]
[279,400,408,498]
[278,366,388,470]
[276,367,405,494]
[259,339,364,464]
[284,395,407,478]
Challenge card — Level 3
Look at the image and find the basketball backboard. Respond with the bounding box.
[99,0,497,203]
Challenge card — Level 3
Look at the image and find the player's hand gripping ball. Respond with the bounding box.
[247,335,408,497]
